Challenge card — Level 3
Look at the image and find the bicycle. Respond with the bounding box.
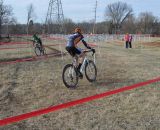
[62,49,97,88]
[33,41,46,56]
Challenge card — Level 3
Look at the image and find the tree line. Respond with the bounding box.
[0,1,160,37]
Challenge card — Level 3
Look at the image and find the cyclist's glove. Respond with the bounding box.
[91,48,95,53]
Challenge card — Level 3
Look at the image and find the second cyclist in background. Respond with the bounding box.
[33,32,43,47]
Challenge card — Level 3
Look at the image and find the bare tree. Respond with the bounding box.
[0,0,13,37]
[105,1,133,34]
[137,12,157,34]
[96,22,108,34]
[63,18,75,34]
[122,15,136,33]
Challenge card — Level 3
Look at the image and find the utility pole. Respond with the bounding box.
[0,0,3,38]
[93,0,97,34]
[45,0,65,34]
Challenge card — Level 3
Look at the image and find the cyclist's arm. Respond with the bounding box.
[82,39,91,49]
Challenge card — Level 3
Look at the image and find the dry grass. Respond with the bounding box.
[0,37,160,130]
[0,37,64,62]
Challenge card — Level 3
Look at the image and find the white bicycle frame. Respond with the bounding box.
[80,57,88,73]
[68,49,96,76]
[80,52,96,74]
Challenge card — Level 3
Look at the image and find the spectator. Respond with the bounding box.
[124,33,129,48]
[129,34,133,48]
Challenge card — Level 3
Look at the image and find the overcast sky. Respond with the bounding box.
[3,0,160,24]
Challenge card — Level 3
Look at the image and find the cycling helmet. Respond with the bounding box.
[75,27,82,34]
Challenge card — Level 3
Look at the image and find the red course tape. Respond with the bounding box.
[0,52,63,65]
[0,77,159,126]
[0,44,63,50]
[0,42,31,45]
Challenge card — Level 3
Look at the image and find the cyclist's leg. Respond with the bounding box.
[74,48,84,78]
[74,48,82,67]
[39,41,43,50]
[66,46,76,57]
[77,48,86,69]
[66,47,82,77]
[66,46,82,68]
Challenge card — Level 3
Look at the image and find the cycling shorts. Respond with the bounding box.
[66,46,82,57]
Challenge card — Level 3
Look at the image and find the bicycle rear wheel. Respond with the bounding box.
[34,43,42,56]
[42,47,46,55]
[62,64,79,88]
[85,60,97,82]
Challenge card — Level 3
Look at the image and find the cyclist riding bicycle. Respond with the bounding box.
[66,27,95,79]
[33,33,43,47]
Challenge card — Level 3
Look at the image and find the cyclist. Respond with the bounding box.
[33,33,43,47]
[66,27,95,78]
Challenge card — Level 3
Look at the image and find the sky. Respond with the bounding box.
[3,0,160,24]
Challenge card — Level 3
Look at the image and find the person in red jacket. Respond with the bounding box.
[124,33,129,48]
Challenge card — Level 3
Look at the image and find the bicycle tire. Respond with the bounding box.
[34,43,46,56]
[62,64,79,88]
[34,46,42,56]
[42,47,46,55]
[85,60,97,82]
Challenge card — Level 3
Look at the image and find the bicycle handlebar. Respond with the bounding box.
[83,49,95,56]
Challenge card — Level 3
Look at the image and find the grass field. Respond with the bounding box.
[0,36,160,130]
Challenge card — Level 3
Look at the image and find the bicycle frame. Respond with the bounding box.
[71,49,96,74]
[80,57,88,73]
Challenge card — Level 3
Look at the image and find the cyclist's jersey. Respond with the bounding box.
[66,32,84,47]
[33,34,41,43]
[33,34,42,46]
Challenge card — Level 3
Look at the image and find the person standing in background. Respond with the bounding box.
[124,33,129,48]
[129,34,133,48]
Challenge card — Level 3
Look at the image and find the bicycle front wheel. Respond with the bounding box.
[34,45,42,56]
[85,60,97,82]
[62,64,79,88]
[42,47,46,55]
